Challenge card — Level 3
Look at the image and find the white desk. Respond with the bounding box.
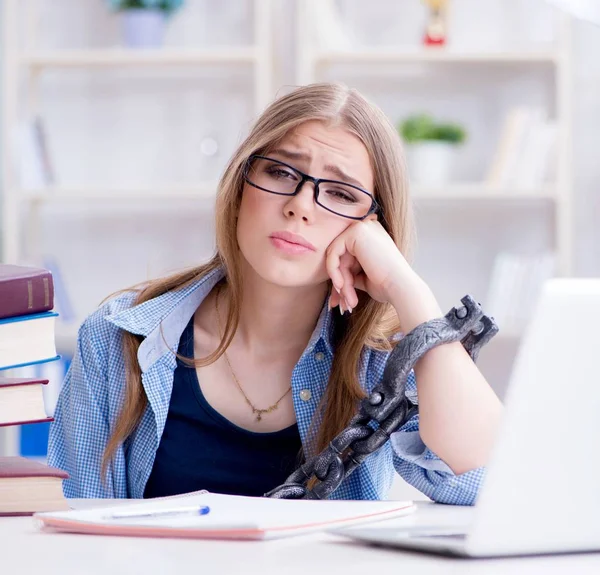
[2,500,600,574]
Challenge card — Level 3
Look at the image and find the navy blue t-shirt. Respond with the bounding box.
[143,315,303,498]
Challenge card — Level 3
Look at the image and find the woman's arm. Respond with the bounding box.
[47,318,117,498]
[325,217,503,477]
[388,276,503,475]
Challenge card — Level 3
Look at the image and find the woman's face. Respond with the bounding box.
[236,120,375,289]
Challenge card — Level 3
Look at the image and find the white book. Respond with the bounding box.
[511,120,558,189]
[0,312,59,371]
[18,116,55,189]
[486,107,545,188]
[34,490,415,540]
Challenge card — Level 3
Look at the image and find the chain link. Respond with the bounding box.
[264,295,498,500]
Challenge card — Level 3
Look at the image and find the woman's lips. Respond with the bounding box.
[269,237,314,255]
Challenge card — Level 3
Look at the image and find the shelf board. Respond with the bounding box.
[412,184,556,200]
[22,48,258,68]
[316,48,558,65]
[19,185,218,202]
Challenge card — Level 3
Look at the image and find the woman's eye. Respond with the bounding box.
[267,167,296,180]
[325,188,357,203]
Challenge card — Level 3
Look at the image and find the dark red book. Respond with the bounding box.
[0,377,53,427]
[0,264,54,320]
[0,456,69,516]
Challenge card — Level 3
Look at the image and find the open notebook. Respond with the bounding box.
[34,490,415,540]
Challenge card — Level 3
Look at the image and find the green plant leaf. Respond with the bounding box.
[399,113,466,144]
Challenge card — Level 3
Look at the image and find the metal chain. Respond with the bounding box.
[264,295,498,500]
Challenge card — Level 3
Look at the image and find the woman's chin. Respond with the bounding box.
[247,259,326,289]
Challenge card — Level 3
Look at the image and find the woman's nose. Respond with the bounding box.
[283,180,317,221]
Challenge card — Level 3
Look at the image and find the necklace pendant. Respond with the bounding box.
[256,412,262,422]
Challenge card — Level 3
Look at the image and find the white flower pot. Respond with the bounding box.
[406,141,457,187]
[121,9,166,49]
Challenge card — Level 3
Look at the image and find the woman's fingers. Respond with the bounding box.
[325,242,346,293]
[326,236,361,313]
[329,286,340,310]
[329,286,350,314]
[340,264,357,311]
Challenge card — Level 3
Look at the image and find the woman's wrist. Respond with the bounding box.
[387,273,442,334]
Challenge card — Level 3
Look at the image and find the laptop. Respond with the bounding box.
[332,278,600,558]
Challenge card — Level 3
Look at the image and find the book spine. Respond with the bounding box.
[0,272,54,320]
[0,417,54,428]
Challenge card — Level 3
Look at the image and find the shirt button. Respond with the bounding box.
[314,352,325,361]
[299,389,312,402]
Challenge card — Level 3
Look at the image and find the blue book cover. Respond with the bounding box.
[0,311,58,325]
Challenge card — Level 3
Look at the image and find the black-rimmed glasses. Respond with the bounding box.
[243,154,379,220]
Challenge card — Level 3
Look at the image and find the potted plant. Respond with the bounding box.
[106,0,185,48]
[399,113,467,186]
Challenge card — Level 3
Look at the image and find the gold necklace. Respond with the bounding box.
[215,287,292,422]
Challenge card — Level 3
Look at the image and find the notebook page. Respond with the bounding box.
[35,492,415,539]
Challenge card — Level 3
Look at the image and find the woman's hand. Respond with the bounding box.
[325,217,442,329]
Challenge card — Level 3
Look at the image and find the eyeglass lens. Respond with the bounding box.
[246,157,373,219]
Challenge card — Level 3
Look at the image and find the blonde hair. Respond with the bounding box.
[101,82,415,478]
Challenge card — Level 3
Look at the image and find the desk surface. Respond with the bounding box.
[2,499,600,574]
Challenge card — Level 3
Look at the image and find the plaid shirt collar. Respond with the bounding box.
[105,265,335,372]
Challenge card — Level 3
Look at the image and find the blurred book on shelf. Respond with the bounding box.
[18,115,56,189]
[485,251,556,336]
[486,106,558,190]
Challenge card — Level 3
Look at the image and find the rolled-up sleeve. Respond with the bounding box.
[390,370,485,506]
[47,318,114,498]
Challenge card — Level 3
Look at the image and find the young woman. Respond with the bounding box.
[48,83,502,505]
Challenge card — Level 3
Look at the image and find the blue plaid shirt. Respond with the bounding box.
[48,266,485,504]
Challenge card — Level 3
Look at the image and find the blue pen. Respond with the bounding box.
[106,505,210,520]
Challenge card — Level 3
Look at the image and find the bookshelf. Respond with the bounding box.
[23,185,217,202]
[0,0,274,458]
[296,0,573,263]
[411,184,556,201]
[23,48,261,68]
[313,48,559,64]
[295,0,573,397]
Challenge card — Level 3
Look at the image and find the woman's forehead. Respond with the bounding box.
[271,122,374,190]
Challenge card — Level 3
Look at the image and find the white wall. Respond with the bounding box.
[4,0,600,499]
[18,1,259,322]
[11,0,600,397]
[16,0,599,322]
[572,17,600,277]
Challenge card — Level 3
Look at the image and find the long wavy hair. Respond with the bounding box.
[101,82,415,478]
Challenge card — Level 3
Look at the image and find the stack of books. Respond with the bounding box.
[0,263,69,516]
